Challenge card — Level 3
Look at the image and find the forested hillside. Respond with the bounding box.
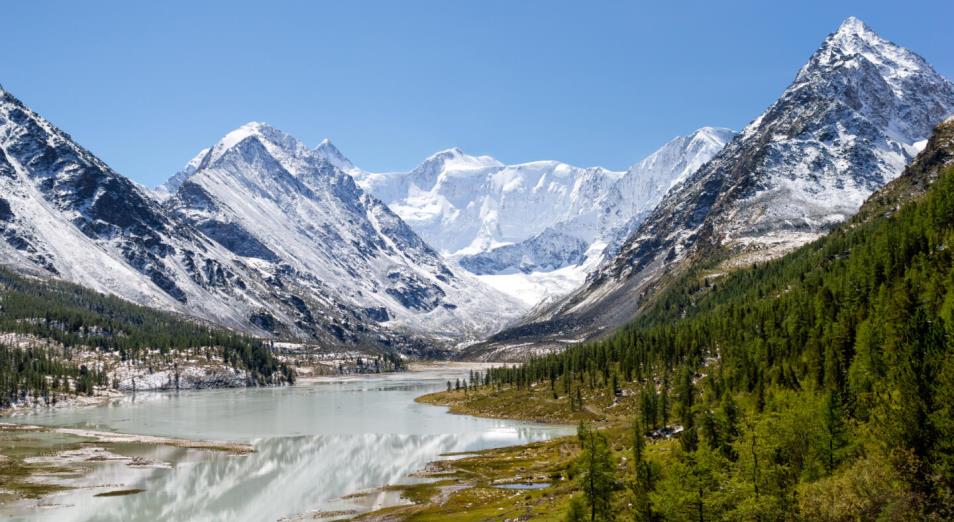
[0,269,293,408]
[449,120,954,520]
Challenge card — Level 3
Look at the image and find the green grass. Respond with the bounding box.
[0,428,86,500]
[417,381,640,425]
[359,419,679,521]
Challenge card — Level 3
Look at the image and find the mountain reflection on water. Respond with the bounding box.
[10,368,572,521]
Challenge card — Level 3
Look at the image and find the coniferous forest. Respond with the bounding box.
[4,7,954,521]
[0,268,292,408]
[467,124,954,520]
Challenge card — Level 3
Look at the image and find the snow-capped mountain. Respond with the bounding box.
[498,126,738,267]
[601,126,737,252]
[351,149,623,256]
[624,127,738,192]
[153,147,210,200]
[0,86,519,352]
[478,17,954,356]
[314,138,357,174]
[165,123,522,340]
[344,127,734,306]
[0,87,284,334]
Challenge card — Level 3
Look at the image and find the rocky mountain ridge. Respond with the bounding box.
[473,17,954,358]
[0,88,518,354]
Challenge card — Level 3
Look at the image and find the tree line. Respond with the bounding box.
[479,162,954,519]
[0,268,293,407]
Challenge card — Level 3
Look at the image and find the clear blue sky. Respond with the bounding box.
[3,1,953,186]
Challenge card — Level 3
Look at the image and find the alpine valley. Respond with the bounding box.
[2,11,954,522]
[0,83,736,355]
[2,17,953,361]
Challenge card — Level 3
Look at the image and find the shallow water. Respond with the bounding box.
[493,482,552,490]
[5,367,572,521]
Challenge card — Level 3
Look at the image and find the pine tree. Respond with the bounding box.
[576,422,616,521]
[632,417,654,521]
[821,392,847,475]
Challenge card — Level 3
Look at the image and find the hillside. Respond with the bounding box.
[417,118,954,520]
[0,268,294,409]
[479,17,954,357]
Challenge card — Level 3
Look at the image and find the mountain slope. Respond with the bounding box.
[343,127,733,307]
[857,115,954,222]
[352,149,624,256]
[477,17,954,358]
[452,117,954,520]
[0,86,515,353]
[0,86,271,332]
[166,123,523,341]
[0,265,294,408]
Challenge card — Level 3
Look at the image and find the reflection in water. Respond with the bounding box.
[26,430,559,521]
[10,369,573,521]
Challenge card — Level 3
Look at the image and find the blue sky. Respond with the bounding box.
[3,1,953,186]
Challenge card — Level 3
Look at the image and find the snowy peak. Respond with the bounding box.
[164,123,523,340]
[624,127,736,190]
[832,16,878,43]
[795,17,951,130]
[486,17,954,352]
[691,127,737,149]
[660,17,954,258]
[161,125,375,205]
[425,146,465,161]
[811,16,897,71]
[155,147,210,198]
[314,138,356,172]
[822,15,911,69]
[421,147,503,171]
[205,121,310,167]
[411,147,503,184]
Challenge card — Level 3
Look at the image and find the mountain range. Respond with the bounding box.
[1,17,952,360]
[163,123,523,341]
[0,93,519,354]
[334,127,734,306]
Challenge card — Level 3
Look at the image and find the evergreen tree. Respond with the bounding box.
[577,422,616,522]
[632,417,654,521]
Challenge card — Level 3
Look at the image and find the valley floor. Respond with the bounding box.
[0,363,561,521]
[359,382,645,520]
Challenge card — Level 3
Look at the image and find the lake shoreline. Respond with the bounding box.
[0,360,494,417]
[5,423,254,454]
[0,422,254,516]
[0,363,574,521]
